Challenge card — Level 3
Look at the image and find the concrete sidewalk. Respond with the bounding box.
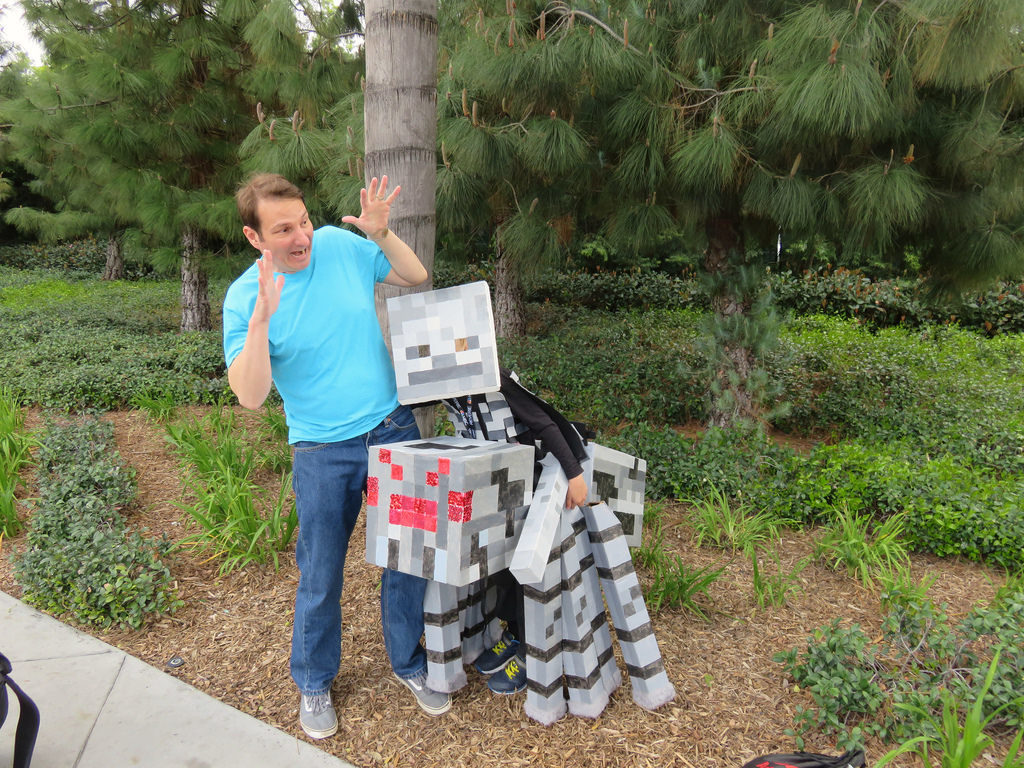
[0,590,353,768]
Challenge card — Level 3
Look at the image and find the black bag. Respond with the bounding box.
[741,750,867,768]
[0,652,39,768]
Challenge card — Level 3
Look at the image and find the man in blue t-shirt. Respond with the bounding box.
[223,173,450,739]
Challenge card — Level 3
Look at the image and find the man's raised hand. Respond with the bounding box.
[341,175,399,242]
[253,249,284,324]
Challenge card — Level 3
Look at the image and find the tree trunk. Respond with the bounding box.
[493,240,526,339]
[704,215,755,428]
[180,226,211,332]
[364,0,438,436]
[101,234,124,281]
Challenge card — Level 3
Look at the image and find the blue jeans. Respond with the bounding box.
[290,405,428,695]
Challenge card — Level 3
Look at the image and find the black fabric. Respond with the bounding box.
[495,369,588,480]
[0,652,39,768]
[740,750,867,768]
[487,568,524,640]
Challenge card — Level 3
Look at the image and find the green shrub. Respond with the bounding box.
[0,239,155,279]
[611,423,794,502]
[500,308,708,429]
[13,417,180,629]
[434,262,1024,335]
[776,590,1024,750]
[0,267,230,410]
[772,267,1024,335]
[526,270,702,312]
[769,317,1024,475]
[751,440,1024,569]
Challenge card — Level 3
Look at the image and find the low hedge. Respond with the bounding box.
[437,260,1024,336]
[749,440,1024,570]
[14,417,181,629]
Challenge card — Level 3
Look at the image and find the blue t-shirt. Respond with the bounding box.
[222,226,398,444]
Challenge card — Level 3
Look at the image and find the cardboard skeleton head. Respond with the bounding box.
[387,281,500,404]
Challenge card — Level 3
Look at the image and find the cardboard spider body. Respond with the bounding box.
[365,282,675,723]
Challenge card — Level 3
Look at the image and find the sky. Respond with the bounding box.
[1,2,45,65]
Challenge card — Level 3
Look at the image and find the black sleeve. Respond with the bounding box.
[499,372,584,480]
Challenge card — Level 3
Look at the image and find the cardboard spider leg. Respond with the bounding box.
[583,501,676,711]
[456,577,502,667]
[559,505,615,718]
[521,521,569,725]
[423,581,467,692]
[576,510,623,700]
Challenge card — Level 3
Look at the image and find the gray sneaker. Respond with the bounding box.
[394,670,452,716]
[300,691,338,739]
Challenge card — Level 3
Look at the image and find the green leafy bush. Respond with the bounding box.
[0,270,228,409]
[0,239,155,279]
[435,262,1024,336]
[500,308,708,429]
[750,440,1024,570]
[526,270,702,312]
[610,423,794,502]
[13,417,181,629]
[777,589,1024,749]
[772,267,1024,335]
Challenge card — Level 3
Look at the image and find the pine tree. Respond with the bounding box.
[4,0,357,329]
[435,0,638,337]
[602,0,1024,425]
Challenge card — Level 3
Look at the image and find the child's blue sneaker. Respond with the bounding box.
[474,631,519,675]
[487,656,526,695]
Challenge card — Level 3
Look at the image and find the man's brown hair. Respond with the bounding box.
[236,173,304,233]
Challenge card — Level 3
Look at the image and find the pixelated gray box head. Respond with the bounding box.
[583,443,647,548]
[387,281,501,404]
[366,436,534,586]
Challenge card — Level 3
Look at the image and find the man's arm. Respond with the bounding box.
[228,251,282,410]
[342,175,428,287]
[375,228,428,287]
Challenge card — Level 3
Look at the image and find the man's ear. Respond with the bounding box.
[242,226,262,252]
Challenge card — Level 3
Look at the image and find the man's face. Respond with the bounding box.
[243,196,314,274]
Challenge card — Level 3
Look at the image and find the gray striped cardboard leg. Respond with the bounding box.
[559,507,611,718]
[520,539,567,725]
[577,512,622,698]
[457,578,501,667]
[423,580,467,693]
[583,502,676,711]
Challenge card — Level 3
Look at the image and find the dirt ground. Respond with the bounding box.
[0,408,1016,768]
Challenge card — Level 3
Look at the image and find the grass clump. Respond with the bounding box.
[164,403,297,574]
[0,388,36,536]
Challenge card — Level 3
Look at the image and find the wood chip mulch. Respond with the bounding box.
[0,408,1016,768]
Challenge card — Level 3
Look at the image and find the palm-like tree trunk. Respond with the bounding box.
[364,0,438,434]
